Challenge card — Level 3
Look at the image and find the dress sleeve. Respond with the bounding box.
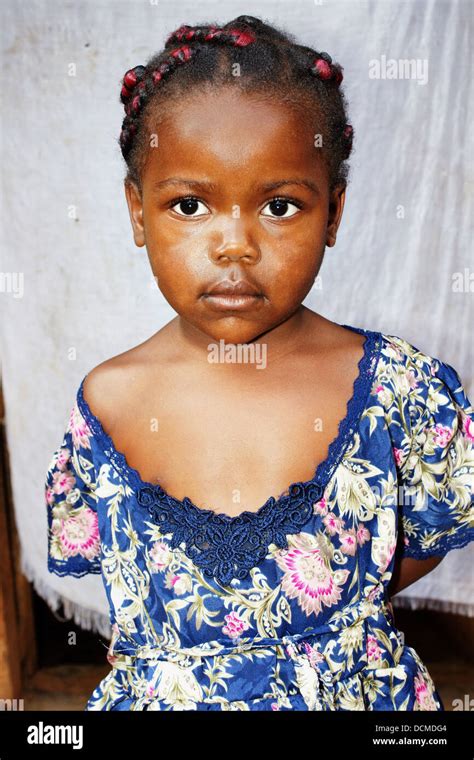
[395,356,474,560]
[45,396,101,577]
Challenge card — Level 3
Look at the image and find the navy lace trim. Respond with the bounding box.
[48,555,102,578]
[400,528,474,560]
[137,481,324,586]
[77,324,384,586]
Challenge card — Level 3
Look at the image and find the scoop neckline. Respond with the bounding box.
[76,323,384,523]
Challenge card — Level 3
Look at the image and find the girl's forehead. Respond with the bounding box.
[144,91,325,179]
[155,87,323,146]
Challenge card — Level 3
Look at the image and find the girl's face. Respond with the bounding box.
[125,87,346,345]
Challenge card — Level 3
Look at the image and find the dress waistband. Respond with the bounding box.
[111,583,391,661]
[106,584,397,710]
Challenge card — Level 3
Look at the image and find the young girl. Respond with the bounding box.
[45,15,474,711]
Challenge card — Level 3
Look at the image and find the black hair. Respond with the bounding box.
[118,15,354,194]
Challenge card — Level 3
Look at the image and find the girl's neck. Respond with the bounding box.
[173,305,319,365]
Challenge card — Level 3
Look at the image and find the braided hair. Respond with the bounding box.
[118,15,354,194]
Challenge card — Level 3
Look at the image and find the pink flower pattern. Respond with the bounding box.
[339,529,357,555]
[414,671,438,710]
[51,467,76,495]
[432,423,453,448]
[149,541,172,572]
[463,412,474,442]
[222,611,250,639]
[56,507,100,560]
[367,634,384,663]
[275,534,350,616]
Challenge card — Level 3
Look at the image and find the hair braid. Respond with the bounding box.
[118,15,354,191]
[119,22,256,160]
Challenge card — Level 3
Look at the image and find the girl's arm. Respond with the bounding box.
[387,555,444,597]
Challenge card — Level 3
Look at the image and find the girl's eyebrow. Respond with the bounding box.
[152,178,218,193]
[152,178,319,194]
[260,178,320,194]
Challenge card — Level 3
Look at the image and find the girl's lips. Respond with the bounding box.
[202,294,264,311]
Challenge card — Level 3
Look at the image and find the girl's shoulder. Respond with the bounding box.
[80,327,176,430]
[377,329,470,395]
[374,329,473,450]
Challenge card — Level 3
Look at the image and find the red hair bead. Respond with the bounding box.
[228,28,256,46]
[152,62,170,84]
[314,58,332,79]
[205,27,221,41]
[123,70,138,89]
[170,45,193,61]
[173,25,194,42]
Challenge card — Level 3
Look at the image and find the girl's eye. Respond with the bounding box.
[169,197,209,217]
[168,195,303,219]
[261,197,303,218]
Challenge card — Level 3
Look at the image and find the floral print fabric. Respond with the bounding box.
[45,326,474,710]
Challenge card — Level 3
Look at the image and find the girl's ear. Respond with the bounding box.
[124,180,146,247]
[326,183,346,248]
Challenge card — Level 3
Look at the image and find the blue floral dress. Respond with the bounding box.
[45,324,474,711]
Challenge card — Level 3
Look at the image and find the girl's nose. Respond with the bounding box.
[210,220,261,264]
[211,244,261,264]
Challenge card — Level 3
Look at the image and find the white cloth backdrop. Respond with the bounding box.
[1,0,472,637]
